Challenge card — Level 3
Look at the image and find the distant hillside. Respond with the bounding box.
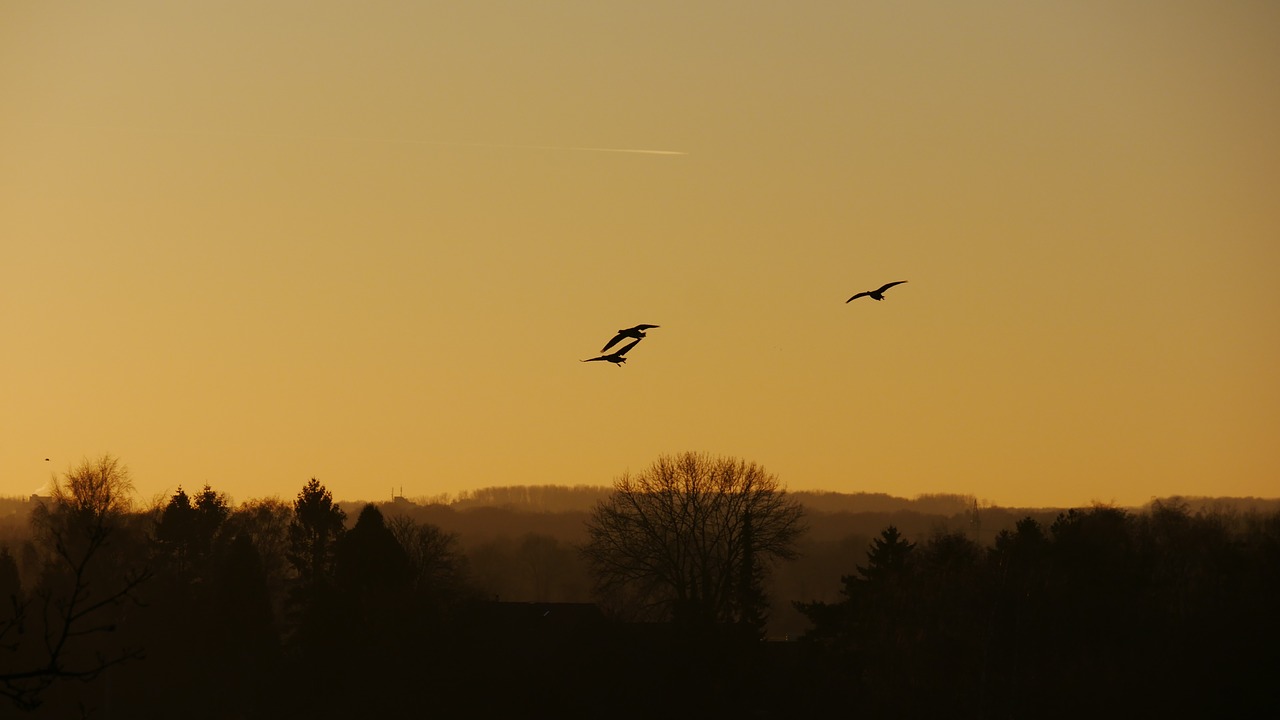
[444,485,613,512]
[365,486,1280,519]
[791,491,977,516]
[1141,495,1280,515]
[389,487,984,515]
[341,487,1280,555]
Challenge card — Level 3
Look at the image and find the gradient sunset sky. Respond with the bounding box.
[3,1,1278,508]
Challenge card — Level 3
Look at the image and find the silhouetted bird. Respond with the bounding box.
[600,324,659,353]
[582,339,641,366]
[846,280,907,303]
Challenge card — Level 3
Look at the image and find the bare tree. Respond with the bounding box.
[2,455,150,710]
[386,515,470,604]
[583,452,805,626]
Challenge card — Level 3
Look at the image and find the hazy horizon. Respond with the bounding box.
[4,2,1277,509]
[10,472,1277,516]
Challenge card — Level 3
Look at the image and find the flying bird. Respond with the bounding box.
[582,339,641,366]
[600,324,659,353]
[846,281,908,303]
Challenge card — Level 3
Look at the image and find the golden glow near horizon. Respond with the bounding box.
[3,1,1278,508]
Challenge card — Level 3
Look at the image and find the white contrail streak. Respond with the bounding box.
[335,136,688,156]
[36,123,689,156]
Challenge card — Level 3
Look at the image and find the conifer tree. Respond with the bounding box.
[287,478,346,585]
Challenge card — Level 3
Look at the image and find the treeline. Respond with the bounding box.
[431,484,612,512]
[5,487,1276,643]
[789,502,1280,716]
[793,490,977,515]
[3,466,1279,717]
[388,486,981,515]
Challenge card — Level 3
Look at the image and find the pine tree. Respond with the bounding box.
[155,487,196,577]
[848,524,915,590]
[287,478,346,585]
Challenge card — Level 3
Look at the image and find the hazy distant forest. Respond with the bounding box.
[2,454,1278,718]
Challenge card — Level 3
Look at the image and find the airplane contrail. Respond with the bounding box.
[34,123,689,156]
[325,136,688,156]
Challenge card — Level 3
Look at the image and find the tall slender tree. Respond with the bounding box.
[287,478,346,586]
[154,487,197,578]
[191,484,230,560]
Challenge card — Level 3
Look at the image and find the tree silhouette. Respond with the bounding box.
[334,504,410,596]
[854,524,914,583]
[908,531,986,715]
[197,533,279,716]
[734,511,769,633]
[0,547,21,656]
[583,452,804,626]
[790,506,1280,717]
[795,525,916,663]
[2,455,150,711]
[287,478,346,586]
[385,515,470,610]
[3,467,1275,717]
[191,484,230,560]
[221,497,293,620]
[0,548,18,603]
[985,515,1053,709]
[154,486,197,577]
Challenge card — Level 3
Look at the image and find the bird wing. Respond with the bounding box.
[613,339,641,357]
[846,291,870,303]
[633,324,659,330]
[877,280,908,293]
[600,332,627,353]
[581,356,606,362]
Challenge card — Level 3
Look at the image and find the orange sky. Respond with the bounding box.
[3,1,1278,508]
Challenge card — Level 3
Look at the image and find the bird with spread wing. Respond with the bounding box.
[846,281,907,303]
[581,338,641,366]
[600,324,659,353]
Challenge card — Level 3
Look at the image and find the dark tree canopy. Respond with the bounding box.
[6,455,149,711]
[6,460,1279,717]
[583,452,805,627]
[221,497,293,609]
[0,548,19,604]
[385,514,470,608]
[854,524,914,584]
[287,478,346,585]
[334,504,410,595]
[155,488,194,544]
[154,487,199,577]
[191,484,230,556]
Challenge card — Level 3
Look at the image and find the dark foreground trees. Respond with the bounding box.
[386,514,470,612]
[8,464,1278,718]
[793,504,1280,717]
[1,455,149,710]
[288,478,346,587]
[582,452,805,629]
